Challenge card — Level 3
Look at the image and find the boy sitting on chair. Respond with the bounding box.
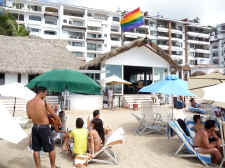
[62,118,88,157]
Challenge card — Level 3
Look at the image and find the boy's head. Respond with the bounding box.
[205,120,216,131]
[193,115,201,124]
[36,86,47,99]
[190,98,194,103]
[76,118,84,128]
[93,110,100,119]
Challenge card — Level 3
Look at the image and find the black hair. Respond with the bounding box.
[59,111,65,121]
[190,98,194,102]
[92,118,105,144]
[93,110,100,118]
[193,115,201,123]
[205,120,216,130]
[76,118,84,128]
[36,86,47,94]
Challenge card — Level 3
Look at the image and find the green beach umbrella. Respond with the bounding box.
[27,69,101,95]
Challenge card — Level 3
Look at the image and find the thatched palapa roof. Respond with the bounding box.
[81,38,179,70]
[0,35,84,74]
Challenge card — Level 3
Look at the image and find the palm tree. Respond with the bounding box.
[0,12,29,36]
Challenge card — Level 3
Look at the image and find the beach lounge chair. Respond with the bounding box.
[188,106,206,114]
[185,120,196,139]
[137,103,168,135]
[168,120,211,167]
[89,128,125,165]
[131,112,144,133]
[219,120,225,168]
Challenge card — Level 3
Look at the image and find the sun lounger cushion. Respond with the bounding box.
[188,106,206,114]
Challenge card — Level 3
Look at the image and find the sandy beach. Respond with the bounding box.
[0,108,204,168]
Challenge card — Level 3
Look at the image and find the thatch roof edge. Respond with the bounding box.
[80,38,180,69]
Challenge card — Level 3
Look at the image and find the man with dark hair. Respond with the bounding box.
[193,115,204,133]
[194,120,222,164]
[93,110,100,119]
[62,118,88,156]
[27,86,62,168]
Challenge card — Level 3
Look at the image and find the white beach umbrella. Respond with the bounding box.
[102,75,131,85]
[203,82,225,103]
[0,102,27,144]
[0,83,36,116]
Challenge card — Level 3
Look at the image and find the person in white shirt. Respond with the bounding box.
[108,87,113,109]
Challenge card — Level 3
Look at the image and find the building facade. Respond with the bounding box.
[211,23,225,66]
[0,0,211,68]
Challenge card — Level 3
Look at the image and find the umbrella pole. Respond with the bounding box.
[13,97,16,117]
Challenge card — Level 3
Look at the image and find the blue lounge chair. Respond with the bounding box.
[188,106,206,114]
[168,120,211,167]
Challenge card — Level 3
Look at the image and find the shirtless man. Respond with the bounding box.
[194,120,222,164]
[27,87,61,168]
[193,115,204,133]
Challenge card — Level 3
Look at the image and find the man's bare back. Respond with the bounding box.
[194,129,208,148]
[27,97,49,125]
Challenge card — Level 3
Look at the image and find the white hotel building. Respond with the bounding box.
[211,23,225,67]
[1,0,211,68]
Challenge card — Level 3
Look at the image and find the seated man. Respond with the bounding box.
[193,115,204,133]
[62,118,88,156]
[189,98,205,114]
[194,120,222,164]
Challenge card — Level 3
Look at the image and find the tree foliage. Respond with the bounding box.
[0,12,29,36]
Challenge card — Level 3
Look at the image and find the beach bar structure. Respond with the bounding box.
[81,38,184,107]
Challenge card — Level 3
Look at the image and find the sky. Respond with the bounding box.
[46,0,224,26]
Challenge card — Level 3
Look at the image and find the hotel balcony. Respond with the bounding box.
[195,49,210,54]
[157,27,168,32]
[187,40,210,45]
[158,45,169,50]
[86,34,104,42]
[111,40,121,47]
[171,37,183,42]
[171,46,183,51]
[187,32,210,39]
[157,36,169,40]
[63,9,85,20]
[66,45,86,52]
[171,29,183,34]
[123,32,138,38]
[62,21,86,30]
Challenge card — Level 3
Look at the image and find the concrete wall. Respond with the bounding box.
[105,46,170,68]
[4,73,29,85]
[69,94,103,111]
[5,73,17,84]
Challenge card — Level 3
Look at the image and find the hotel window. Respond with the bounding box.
[45,16,57,25]
[31,28,40,33]
[70,41,83,47]
[13,3,24,9]
[87,53,96,58]
[44,30,57,35]
[29,15,41,21]
[17,73,21,83]
[112,17,120,22]
[0,73,5,85]
[28,5,42,12]
[72,52,83,57]
[63,19,67,23]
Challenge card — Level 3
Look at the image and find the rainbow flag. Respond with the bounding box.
[120,8,144,32]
